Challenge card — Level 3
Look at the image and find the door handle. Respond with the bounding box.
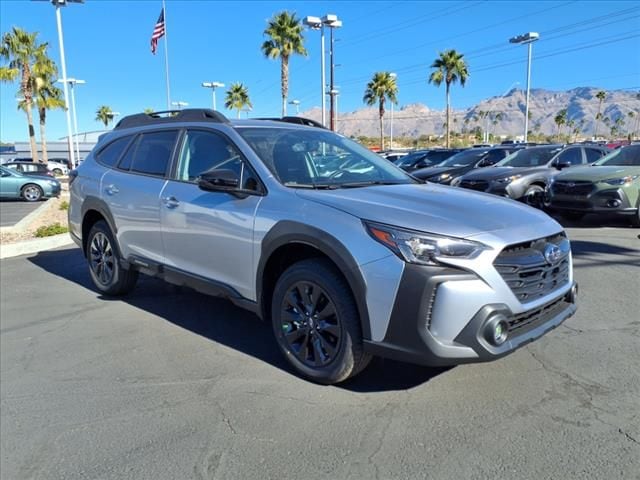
[163,196,180,209]
[105,184,119,195]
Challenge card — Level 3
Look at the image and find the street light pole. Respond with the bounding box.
[171,101,188,110]
[54,3,75,168]
[509,32,539,143]
[289,100,301,115]
[202,81,224,110]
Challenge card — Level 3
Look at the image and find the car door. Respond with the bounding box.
[160,129,264,299]
[101,129,179,264]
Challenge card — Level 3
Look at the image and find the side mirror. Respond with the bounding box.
[198,169,240,193]
[555,161,571,170]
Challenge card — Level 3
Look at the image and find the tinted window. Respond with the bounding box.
[595,145,640,166]
[585,148,606,163]
[439,150,488,167]
[175,130,260,190]
[117,136,138,171]
[483,149,509,164]
[556,148,583,165]
[97,136,132,168]
[426,150,457,164]
[130,131,178,177]
[498,147,563,167]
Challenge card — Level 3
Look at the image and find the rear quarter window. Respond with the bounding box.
[96,136,133,168]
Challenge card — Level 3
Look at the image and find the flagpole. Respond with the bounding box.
[162,0,171,110]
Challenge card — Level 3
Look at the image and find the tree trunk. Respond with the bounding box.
[445,82,451,148]
[281,55,289,117]
[24,104,40,163]
[237,109,241,119]
[39,107,49,164]
[379,98,385,151]
[594,100,602,139]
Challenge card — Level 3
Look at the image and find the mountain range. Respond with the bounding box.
[300,87,640,139]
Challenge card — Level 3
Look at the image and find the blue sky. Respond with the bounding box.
[1,0,639,142]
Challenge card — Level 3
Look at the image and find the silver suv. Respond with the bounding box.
[68,109,578,384]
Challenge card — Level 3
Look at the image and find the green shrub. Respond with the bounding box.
[34,223,69,238]
[59,200,69,211]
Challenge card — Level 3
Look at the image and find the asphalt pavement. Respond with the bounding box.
[1,225,639,479]
[0,200,44,227]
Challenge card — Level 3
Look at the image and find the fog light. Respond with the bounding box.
[606,199,621,208]
[484,315,509,346]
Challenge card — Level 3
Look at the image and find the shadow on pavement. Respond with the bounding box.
[27,247,447,392]
[549,212,637,229]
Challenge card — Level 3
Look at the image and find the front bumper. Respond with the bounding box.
[363,263,577,366]
[45,182,62,198]
[547,187,637,215]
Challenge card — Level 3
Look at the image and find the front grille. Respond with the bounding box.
[507,296,569,334]
[494,233,570,302]
[552,180,594,196]
[460,179,489,191]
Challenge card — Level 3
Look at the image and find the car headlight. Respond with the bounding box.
[494,174,522,184]
[432,173,451,183]
[364,221,490,265]
[450,177,462,187]
[602,175,638,186]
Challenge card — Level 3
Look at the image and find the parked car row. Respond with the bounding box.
[1,158,70,176]
[391,143,638,226]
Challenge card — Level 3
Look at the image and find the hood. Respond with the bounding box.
[461,166,548,181]
[555,165,640,182]
[412,165,465,179]
[296,183,556,239]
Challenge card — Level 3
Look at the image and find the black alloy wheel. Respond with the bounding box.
[280,281,342,368]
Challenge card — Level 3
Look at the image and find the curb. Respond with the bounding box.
[0,233,75,260]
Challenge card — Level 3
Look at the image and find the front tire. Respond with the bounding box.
[21,184,43,202]
[271,259,371,384]
[86,220,138,296]
[524,185,544,208]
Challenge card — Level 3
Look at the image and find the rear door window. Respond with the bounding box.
[585,148,606,163]
[556,148,583,165]
[130,130,178,177]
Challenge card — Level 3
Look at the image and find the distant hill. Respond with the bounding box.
[301,87,640,139]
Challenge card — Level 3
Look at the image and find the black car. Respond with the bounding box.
[457,144,610,204]
[412,146,522,185]
[394,149,462,172]
[4,161,53,177]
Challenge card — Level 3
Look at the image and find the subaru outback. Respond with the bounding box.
[68,109,578,384]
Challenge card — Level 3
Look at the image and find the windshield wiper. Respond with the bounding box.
[325,180,407,189]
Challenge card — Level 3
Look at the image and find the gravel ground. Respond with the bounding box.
[0,224,638,480]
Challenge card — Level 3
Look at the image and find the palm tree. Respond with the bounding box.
[95,105,115,128]
[0,27,40,161]
[224,82,252,119]
[143,107,154,114]
[428,49,469,148]
[261,11,307,117]
[554,109,568,140]
[30,44,64,164]
[491,112,503,140]
[363,72,398,150]
[594,90,606,138]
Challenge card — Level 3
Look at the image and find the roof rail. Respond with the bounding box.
[114,108,229,130]
[258,116,327,129]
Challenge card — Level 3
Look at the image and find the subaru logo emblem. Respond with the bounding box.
[544,244,562,264]
[567,182,575,188]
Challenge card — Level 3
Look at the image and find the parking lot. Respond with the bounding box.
[1,223,638,480]
[0,200,44,227]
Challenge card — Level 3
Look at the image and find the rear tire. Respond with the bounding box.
[271,258,371,384]
[86,220,138,296]
[21,184,43,202]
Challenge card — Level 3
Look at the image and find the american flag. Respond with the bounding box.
[150,8,165,55]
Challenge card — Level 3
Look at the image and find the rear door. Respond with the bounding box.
[159,129,264,299]
[101,129,179,264]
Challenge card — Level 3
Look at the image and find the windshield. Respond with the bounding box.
[238,127,415,188]
[395,151,427,167]
[497,147,562,167]
[594,145,640,166]
[439,149,488,167]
